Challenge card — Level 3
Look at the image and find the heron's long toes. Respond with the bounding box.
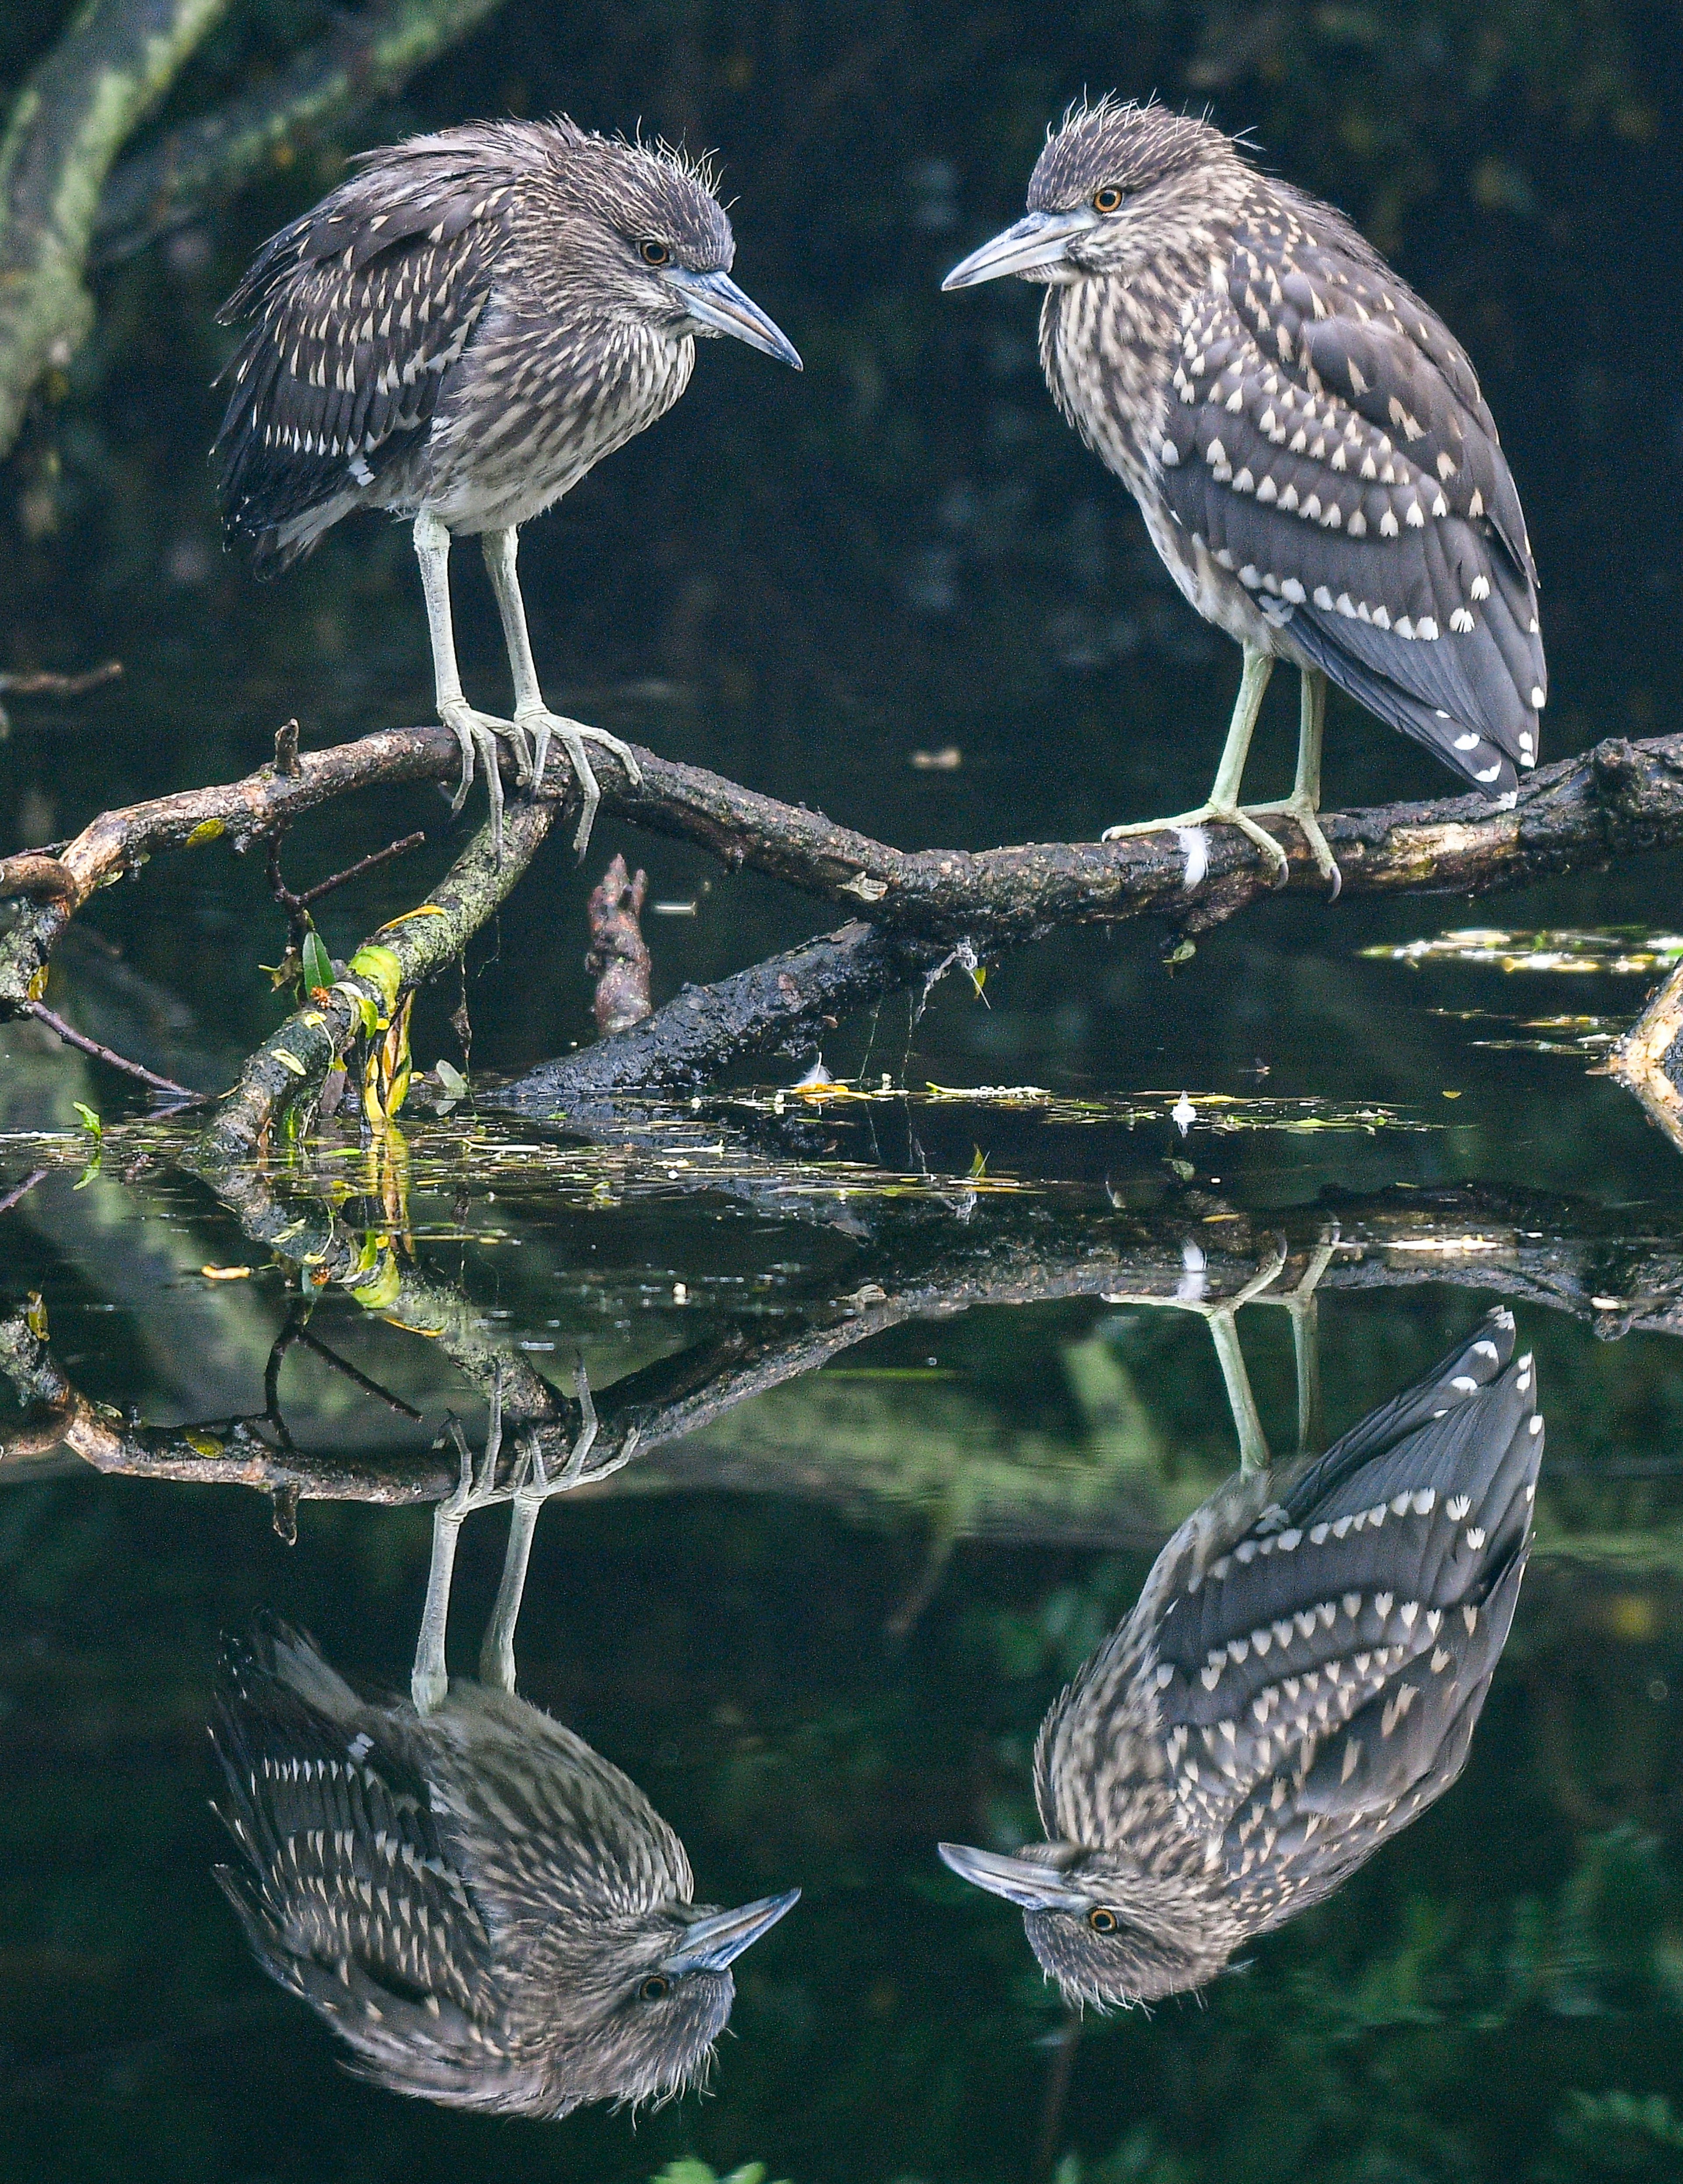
[1218,807,1289,886]
[578,721,643,786]
[1250,795,1342,898]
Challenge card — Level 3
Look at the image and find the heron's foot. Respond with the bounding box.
[1101,803,1290,887]
[434,1410,514,1525]
[511,1360,602,1509]
[1246,793,1342,899]
[514,710,644,858]
[437,698,520,857]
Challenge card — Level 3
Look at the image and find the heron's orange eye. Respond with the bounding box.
[1088,1907,1120,1933]
[1093,187,1125,214]
[640,239,672,267]
[639,1975,670,2000]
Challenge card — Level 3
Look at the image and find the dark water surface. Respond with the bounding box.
[5,5,1683,2181]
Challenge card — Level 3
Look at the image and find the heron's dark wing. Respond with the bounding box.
[429,1693,694,1936]
[1056,1338,1540,1859]
[1229,1545,1528,1931]
[211,1619,497,2036]
[1157,198,1544,788]
[212,131,529,566]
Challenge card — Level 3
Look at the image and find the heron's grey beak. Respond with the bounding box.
[937,1843,1091,1911]
[941,207,1099,290]
[667,268,802,369]
[663,1888,802,1974]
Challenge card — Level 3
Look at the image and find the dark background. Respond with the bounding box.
[4,6,1683,2181]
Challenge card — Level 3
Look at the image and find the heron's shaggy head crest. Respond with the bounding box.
[1028,97,1226,216]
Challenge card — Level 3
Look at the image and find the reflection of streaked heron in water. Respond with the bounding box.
[941,1305,1541,2004]
[211,1370,798,2114]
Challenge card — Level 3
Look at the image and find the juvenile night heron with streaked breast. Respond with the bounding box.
[214,119,800,855]
[944,101,1545,891]
[211,1378,797,2113]
[940,1308,1541,2004]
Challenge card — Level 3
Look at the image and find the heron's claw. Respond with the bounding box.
[1102,803,1290,886]
[515,710,643,858]
[437,698,521,859]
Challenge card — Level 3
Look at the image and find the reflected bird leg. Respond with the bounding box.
[1248,668,1342,897]
[1252,1224,1342,1455]
[1197,1237,1288,1477]
[1103,1239,1287,1475]
[1102,646,1289,884]
[478,1361,599,1693]
[412,1370,509,1713]
[480,527,643,859]
[414,511,519,857]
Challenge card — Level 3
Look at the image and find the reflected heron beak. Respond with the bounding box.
[662,1888,802,1974]
[937,1842,1090,1911]
[666,268,802,368]
[941,206,1099,290]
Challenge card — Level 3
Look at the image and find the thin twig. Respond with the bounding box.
[289,1322,424,1420]
[298,830,428,909]
[0,1169,47,1215]
[26,1001,203,1105]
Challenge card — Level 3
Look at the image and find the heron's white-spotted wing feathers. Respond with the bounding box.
[1156,194,1544,789]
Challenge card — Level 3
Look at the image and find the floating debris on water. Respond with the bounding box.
[1365,927,1683,975]
[1428,1007,1628,1057]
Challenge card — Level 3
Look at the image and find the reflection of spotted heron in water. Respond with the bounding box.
[944,101,1545,893]
[941,1306,1541,2004]
[212,1372,798,2114]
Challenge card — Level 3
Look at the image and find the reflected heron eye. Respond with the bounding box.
[1088,1906,1120,1933]
[1092,187,1125,214]
[639,239,672,266]
[638,1975,671,2000]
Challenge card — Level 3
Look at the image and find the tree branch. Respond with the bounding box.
[199,795,554,1161]
[7,718,1683,1117]
[10,1179,1683,1510]
[0,0,228,461]
[94,0,510,260]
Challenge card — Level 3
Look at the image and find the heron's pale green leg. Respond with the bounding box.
[480,527,643,859]
[1200,1238,1289,1476]
[412,1374,509,1714]
[414,512,517,856]
[1103,645,1289,883]
[477,1363,600,1693]
[1100,1239,1286,1476]
[1253,1227,1342,1454]
[1249,668,1342,895]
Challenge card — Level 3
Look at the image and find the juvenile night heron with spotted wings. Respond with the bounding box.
[940,1308,1541,2004]
[211,1378,798,2113]
[214,120,800,855]
[944,102,1545,890]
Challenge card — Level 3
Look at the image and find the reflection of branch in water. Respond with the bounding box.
[10,1174,1683,1537]
[941,1311,1543,2006]
[210,1370,797,2117]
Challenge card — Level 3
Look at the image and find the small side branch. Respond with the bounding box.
[1608,960,1683,1154]
[26,1000,202,1106]
[199,797,555,1161]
